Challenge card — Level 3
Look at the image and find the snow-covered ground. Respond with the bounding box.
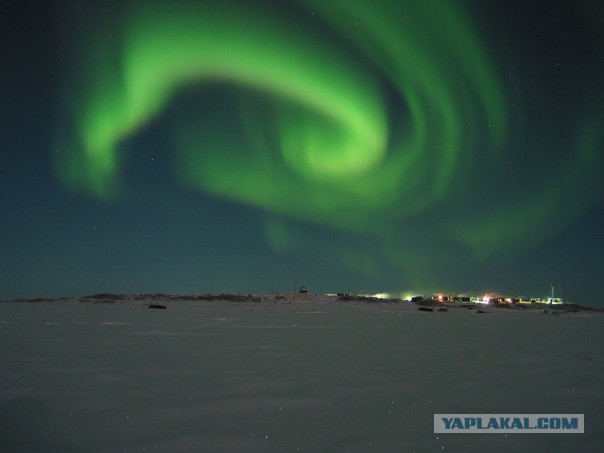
[0,296,602,451]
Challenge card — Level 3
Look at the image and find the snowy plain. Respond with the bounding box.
[0,295,602,452]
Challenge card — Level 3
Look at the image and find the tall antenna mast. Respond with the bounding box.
[550,283,555,298]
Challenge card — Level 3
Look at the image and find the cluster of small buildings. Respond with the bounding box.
[416,294,566,305]
[316,286,568,305]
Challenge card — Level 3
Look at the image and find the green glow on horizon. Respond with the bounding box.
[55,0,603,286]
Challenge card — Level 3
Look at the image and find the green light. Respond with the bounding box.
[55,0,603,287]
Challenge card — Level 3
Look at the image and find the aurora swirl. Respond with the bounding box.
[55,0,604,287]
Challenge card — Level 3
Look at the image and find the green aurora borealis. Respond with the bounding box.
[50,0,604,294]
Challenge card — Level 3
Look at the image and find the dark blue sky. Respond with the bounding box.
[2,0,603,304]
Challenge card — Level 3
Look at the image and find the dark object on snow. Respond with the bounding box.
[437,307,448,312]
[149,304,166,309]
[418,306,434,312]
[476,309,488,314]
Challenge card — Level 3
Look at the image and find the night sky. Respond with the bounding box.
[2,0,603,304]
